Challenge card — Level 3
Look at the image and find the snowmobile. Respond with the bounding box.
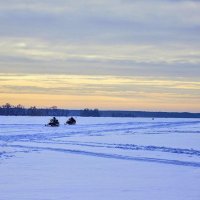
[46,117,60,127]
[65,117,76,125]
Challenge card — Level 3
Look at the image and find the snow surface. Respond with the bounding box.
[0,116,200,200]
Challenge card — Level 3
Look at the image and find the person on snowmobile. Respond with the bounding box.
[66,117,76,125]
[48,117,59,127]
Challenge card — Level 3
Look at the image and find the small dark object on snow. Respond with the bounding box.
[46,117,59,127]
[66,117,76,125]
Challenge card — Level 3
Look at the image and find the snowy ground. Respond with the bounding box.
[0,116,200,200]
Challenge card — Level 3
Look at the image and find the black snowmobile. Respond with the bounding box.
[46,117,59,127]
[65,117,76,125]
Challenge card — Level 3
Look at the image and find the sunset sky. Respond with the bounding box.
[0,0,199,112]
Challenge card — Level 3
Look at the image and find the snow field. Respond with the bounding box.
[0,116,200,200]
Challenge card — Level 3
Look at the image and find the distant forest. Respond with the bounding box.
[0,103,99,117]
[0,103,200,118]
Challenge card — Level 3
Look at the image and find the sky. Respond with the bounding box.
[0,0,199,112]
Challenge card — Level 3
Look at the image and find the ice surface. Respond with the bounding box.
[0,116,200,200]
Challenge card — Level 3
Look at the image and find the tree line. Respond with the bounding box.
[0,103,199,118]
[0,103,100,117]
[0,103,69,116]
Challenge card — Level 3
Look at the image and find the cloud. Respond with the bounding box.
[0,37,199,79]
[0,73,199,111]
[0,0,200,43]
[1,73,199,94]
[0,1,199,111]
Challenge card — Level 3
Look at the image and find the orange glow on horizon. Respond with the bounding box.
[0,73,199,112]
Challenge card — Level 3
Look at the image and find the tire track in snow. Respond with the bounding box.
[29,140,200,157]
[1,120,200,136]
[2,144,200,168]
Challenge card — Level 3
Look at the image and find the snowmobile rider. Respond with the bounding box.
[49,117,59,126]
[66,117,76,125]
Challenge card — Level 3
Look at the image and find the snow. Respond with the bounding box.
[0,116,200,200]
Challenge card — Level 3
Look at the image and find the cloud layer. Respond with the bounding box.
[0,0,199,111]
[0,74,199,112]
